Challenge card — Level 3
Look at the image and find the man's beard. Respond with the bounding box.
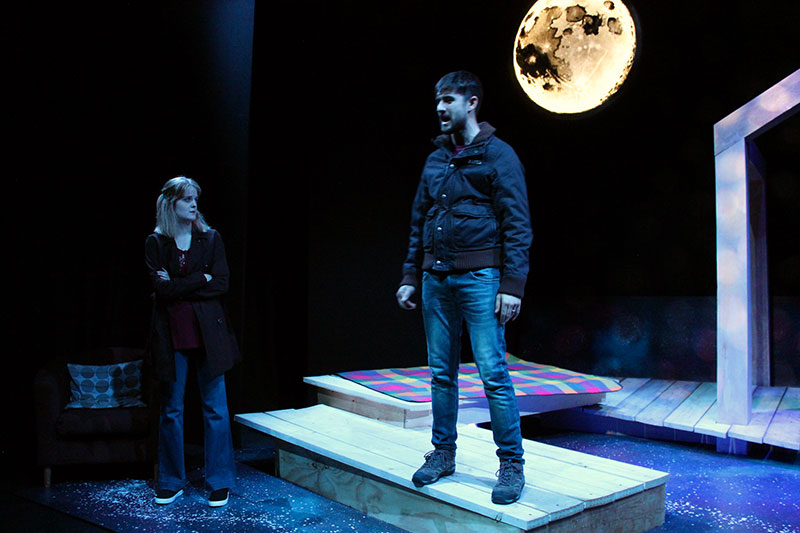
[440,115,465,134]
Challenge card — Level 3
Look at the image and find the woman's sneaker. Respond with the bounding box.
[208,488,229,507]
[154,488,183,505]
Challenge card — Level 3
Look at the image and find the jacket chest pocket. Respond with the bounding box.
[455,161,492,196]
[452,204,498,249]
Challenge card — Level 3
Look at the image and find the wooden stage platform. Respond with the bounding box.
[304,374,606,428]
[578,378,800,451]
[306,372,799,451]
[236,404,668,532]
[235,372,798,530]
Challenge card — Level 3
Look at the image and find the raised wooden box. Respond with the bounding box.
[304,374,605,428]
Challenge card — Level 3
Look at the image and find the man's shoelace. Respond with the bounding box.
[496,463,522,485]
[423,449,450,467]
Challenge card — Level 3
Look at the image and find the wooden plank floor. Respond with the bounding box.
[236,405,668,532]
[585,378,800,451]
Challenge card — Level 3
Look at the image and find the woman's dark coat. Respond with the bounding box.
[145,229,240,382]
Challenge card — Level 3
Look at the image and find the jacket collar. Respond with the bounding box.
[154,228,210,247]
[433,121,496,153]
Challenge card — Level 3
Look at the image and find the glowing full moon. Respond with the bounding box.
[514,0,637,114]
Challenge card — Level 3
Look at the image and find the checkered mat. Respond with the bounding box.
[337,353,621,403]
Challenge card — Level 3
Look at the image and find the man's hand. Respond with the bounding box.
[495,293,521,324]
[396,285,417,310]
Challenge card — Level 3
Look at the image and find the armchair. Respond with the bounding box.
[34,347,158,487]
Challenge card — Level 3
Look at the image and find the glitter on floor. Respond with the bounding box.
[16,455,404,532]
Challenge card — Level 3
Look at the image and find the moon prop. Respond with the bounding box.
[514,0,637,114]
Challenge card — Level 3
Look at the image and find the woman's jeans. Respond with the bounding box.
[158,350,237,491]
[422,268,524,462]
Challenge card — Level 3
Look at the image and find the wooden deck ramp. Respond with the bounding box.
[580,379,800,451]
[236,405,668,532]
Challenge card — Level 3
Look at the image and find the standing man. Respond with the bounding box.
[396,71,532,505]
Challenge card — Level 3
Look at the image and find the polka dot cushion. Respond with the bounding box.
[66,360,146,409]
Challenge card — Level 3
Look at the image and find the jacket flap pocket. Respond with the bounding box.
[452,203,494,218]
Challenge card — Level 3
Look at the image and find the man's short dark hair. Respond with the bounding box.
[435,71,483,112]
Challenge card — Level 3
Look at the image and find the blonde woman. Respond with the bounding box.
[145,176,240,507]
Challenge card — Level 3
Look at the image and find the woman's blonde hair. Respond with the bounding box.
[155,176,210,238]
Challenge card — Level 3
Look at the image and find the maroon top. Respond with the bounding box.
[167,247,203,350]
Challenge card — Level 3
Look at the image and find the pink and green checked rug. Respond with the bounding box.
[337,353,621,403]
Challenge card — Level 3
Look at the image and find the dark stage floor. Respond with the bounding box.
[3,428,800,532]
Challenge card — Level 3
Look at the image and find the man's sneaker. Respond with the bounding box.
[412,449,456,487]
[491,460,525,504]
[208,488,229,507]
[154,488,183,505]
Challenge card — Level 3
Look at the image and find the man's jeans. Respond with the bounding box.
[157,350,237,491]
[421,268,524,462]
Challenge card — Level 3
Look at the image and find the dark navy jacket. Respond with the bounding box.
[401,122,532,298]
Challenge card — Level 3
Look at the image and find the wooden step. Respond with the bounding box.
[235,405,667,532]
[304,374,605,428]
